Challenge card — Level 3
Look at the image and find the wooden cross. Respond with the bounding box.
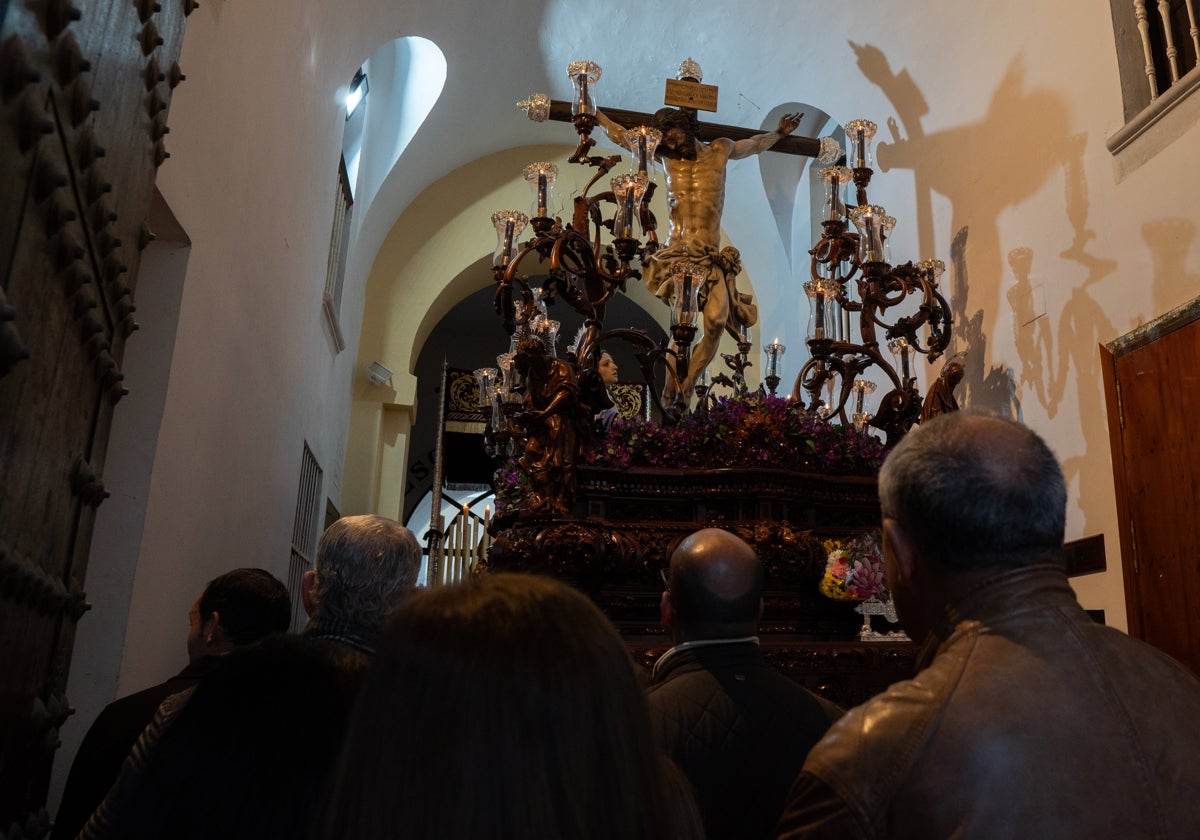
[541,99,822,158]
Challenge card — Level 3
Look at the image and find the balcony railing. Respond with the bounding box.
[1107,0,1200,172]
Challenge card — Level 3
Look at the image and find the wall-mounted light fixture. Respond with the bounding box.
[345,68,369,120]
[365,361,392,385]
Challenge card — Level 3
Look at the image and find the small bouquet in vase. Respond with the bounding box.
[819,534,888,602]
[819,533,907,641]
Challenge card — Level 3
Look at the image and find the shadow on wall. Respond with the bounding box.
[1143,218,1200,321]
[949,226,1020,417]
[854,40,1160,539]
[1002,127,1121,536]
[852,45,1074,414]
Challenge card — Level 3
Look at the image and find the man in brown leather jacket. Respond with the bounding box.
[777,411,1200,839]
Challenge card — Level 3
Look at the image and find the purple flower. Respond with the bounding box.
[585,394,886,476]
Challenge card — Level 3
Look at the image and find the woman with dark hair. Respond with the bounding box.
[321,573,701,840]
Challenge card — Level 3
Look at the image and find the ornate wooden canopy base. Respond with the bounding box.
[488,464,918,707]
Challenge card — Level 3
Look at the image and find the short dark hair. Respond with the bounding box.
[198,568,291,644]
[878,411,1067,571]
[320,573,688,839]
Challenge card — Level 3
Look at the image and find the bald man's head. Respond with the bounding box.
[666,528,763,641]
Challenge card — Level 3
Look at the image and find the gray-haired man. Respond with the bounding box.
[301,514,422,655]
[778,412,1200,838]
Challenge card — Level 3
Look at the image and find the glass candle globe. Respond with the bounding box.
[845,118,877,169]
[611,173,649,239]
[523,162,558,219]
[820,166,852,221]
[624,126,662,181]
[669,263,705,326]
[567,60,602,116]
[849,204,886,264]
[491,210,528,267]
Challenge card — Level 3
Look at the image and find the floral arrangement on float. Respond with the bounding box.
[493,461,529,516]
[819,533,909,642]
[494,393,887,514]
[584,393,887,473]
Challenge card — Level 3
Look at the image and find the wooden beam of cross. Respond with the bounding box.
[541,99,823,158]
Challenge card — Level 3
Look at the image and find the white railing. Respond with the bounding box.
[1135,0,1200,101]
[432,505,492,585]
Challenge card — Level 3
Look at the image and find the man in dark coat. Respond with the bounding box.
[777,412,1200,838]
[71,515,422,840]
[648,528,842,840]
[52,568,290,839]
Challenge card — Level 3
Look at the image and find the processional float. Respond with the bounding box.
[455,59,961,695]
[473,59,957,522]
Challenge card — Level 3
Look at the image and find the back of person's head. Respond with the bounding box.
[308,515,420,630]
[110,634,369,840]
[198,568,291,644]
[667,527,763,640]
[321,573,689,840]
[878,410,1066,572]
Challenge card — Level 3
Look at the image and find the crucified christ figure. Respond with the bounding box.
[596,106,800,402]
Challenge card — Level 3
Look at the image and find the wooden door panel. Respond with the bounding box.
[1106,305,1200,674]
[2,136,101,565]
[1,0,189,829]
[0,75,105,840]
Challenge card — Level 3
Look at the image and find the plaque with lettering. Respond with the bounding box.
[664,79,719,112]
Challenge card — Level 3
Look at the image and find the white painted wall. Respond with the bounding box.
[352,37,446,220]
[54,0,1200,809]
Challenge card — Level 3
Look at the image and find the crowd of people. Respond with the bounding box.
[53,412,1200,839]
